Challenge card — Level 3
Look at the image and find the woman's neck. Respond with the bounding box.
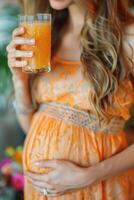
[68,3,87,31]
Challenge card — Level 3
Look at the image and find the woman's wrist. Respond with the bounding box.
[12,74,30,83]
[78,164,101,188]
[81,160,118,188]
[12,74,37,115]
[84,145,134,186]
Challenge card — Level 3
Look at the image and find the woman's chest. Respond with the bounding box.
[31,62,91,110]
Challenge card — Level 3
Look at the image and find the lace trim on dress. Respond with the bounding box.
[38,102,126,134]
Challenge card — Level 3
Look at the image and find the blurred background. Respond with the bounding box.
[0,0,134,199]
[0,1,24,199]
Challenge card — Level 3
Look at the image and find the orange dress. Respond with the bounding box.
[23,56,134,200]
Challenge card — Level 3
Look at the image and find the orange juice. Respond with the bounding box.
[21,20,51,73]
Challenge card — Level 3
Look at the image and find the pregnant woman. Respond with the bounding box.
[7,0,134,199]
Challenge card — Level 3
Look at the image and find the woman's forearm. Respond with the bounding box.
[12,75,36,134]
[16,111,35,134]
[89,144,134,183]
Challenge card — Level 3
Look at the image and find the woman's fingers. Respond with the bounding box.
[27,177,64,196]
[6,37,35,52]
[12,27,25,38]
[6,37,35,69]
[27,176,67,195]
[33,185,64,197]
[28,178,56,190]
[6,27,35,71]
[33,184,65,197]
[12,37,35,46]
[14,37,35,45]
[8,58,28,68]
[9,50,33,58]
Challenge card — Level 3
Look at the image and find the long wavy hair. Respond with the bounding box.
[22,0,134,124]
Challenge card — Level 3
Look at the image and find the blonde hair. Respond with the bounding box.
[81,0,134,123]
[22,0,134,125]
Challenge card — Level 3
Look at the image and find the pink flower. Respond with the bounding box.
[11,172,24,190]
[0,158,11,169]
[0,159,13,176]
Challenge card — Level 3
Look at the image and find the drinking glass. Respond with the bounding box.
[18,14,52,73]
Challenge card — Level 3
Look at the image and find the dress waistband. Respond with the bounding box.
[38,102,125,134]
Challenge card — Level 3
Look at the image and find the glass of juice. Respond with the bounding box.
[18,14,51,73]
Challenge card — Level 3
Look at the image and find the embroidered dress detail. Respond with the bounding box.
[38,102,126,134]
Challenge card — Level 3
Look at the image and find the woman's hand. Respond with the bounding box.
[6,26,35,80]
[25,159,96,197]
[6,27,37,133]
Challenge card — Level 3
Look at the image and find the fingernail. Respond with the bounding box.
[23,61,27,65]
[28,51,33,57]
[34,162,39,166]
[29,39,35,44]
[31,160,38,166]
[20,27,24,32]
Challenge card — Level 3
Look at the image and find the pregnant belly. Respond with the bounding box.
[22,112,98,174]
